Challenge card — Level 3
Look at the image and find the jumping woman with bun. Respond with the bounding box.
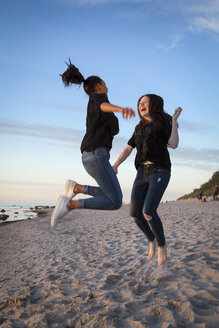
[113,94,182,266]
[51,60,135,228]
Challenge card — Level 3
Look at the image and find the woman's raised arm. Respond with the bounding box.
[168,107,182,149]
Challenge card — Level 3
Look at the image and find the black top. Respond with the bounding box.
[128,115,172,170]
[80,93,119,153]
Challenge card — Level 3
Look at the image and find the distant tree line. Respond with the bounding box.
[178,171,219,200]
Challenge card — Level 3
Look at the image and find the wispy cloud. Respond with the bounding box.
[155,33,184,52]
[153,0,219,36]
[192,15,219,33]
[1,136,76,150]
[183,0,219,14]
[1,119,218,169]
[0,118,127,151]
[170,146,219,163]
[32,103,80,112]
[55,0,219,35]
[170,145,219,171]
[0,119,83,146]
[175,0,219,33]
[173,162,218,171]
[179,119,217,135]
[54,0,147,6]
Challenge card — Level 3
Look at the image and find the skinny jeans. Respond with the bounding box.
[78,147,122,210]
[130,165,170,246]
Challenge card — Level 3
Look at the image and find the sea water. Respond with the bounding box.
[0,202,55,224]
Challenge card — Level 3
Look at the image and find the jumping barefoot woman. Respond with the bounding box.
[51,60,135,227]
[113,94,182,266]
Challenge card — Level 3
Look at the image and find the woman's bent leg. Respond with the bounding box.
[79,148,122,210]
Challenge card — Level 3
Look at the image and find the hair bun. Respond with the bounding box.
[60,58,85,87]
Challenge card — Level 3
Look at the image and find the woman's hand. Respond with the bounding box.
[112,165,118,174]
[121,107,135,119]
[172,107,182,122]
[112,145,133,174]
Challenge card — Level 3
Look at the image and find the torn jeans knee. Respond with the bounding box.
[144,213,152,222]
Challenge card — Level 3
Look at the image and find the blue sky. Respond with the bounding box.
[0,0,219,203]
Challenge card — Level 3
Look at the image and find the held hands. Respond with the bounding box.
[112,165,118,174]
[121,107,135,119]
[172,107,182,122]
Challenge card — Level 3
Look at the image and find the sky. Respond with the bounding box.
[0,0,219,204]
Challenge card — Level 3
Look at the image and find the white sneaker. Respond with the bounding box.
[51,195,70,228]
[65,179,77,199]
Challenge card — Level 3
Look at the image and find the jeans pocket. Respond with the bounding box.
[82,154,97,178]
[154,170,170,185]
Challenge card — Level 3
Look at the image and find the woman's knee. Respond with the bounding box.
[113,199,122,210]
[130,201,140,218]
[144,213,153,222]
[144,204,156,219]
[111,194,122,210]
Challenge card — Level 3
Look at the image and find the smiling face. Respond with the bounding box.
[138,96,151,121]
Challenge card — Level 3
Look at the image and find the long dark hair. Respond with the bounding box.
[60,58,102,96]
[135,94,171,136]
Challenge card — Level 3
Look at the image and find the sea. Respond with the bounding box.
[0,202,55,224]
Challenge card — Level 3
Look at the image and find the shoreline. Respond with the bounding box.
[0,208,53,226]
[1,197,217,225]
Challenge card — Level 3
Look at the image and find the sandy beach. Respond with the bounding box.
[0,199,219,328]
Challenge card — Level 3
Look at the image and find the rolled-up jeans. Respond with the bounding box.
[130,165,170,246]
[78,147,123,210]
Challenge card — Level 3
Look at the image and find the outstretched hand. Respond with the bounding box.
[121,108,135,119]
[173,107,182,122]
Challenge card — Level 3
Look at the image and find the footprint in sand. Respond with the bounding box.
[101,274,122,289]
[47,273,59,281]
[29,285,45,305]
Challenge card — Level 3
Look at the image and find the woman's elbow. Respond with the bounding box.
[168,141,179,149]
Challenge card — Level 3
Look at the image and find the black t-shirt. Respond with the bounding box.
[80,93,119,153]
[128,115,172,170]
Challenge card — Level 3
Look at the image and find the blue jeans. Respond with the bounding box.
[130,165,170,246]
[78,147,122,210]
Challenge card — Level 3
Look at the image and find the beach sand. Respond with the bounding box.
[0,200,219,328]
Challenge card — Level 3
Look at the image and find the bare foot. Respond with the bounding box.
[67,200,79,211]
[148,239,156,260]
[158,245,167,266]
